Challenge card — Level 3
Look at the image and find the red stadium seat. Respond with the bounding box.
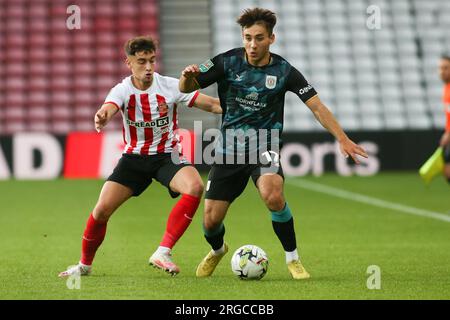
[30,63,50,77]
[5,34,27,47]
[74,47,95,61]
[29,106,50,120]
[51,91,72,105]
[95,47,117,60]
[4,105,26,120]
[50,47,72,61]
[94,18,115,31]
[6,48,26,62]
[51,33,71,46]
[118,2,138,16]
[5,121,27,133]
[74,92,96,109]
[28,3,47,18]
[28,48,49,62]
[95,2,115,17]
[51,63,72,76]
[50,3,68,17]
[29,77,49,91]
[96,61,118,75]
[29,92,50,106]
[6,4,26,19]
[73,33,94,47]
[29,33,49,47]
[28,121,51,132]
[51,105,72,121]
[5,19,26,33]
[138,19,159,33]
[51,121,73,134]
[0,0,160,134]
[140,3,159,17]
[5,78,26,91]
[96,75,116,90]
[74,76,95,91]
[118,19,137,31]
[95,32,116,46]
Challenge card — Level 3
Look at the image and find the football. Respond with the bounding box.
[231,245,269,280]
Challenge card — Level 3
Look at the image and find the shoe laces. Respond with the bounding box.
[160,252,175,264]
[291,261,304,273]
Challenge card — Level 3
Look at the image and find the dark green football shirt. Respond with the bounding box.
[196,48,318,156]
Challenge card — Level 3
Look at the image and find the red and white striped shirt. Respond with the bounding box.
[104,73,199,155]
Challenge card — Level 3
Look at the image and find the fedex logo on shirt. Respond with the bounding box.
[126,117,169,128]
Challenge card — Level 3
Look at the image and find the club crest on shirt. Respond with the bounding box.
[265,75,277,89]
[157,101,169,114]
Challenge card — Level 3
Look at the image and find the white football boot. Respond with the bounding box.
[58,263,92,278]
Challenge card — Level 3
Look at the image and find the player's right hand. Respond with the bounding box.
[182,64,200,79]
[94,109,107,132]
[339,138,368,165]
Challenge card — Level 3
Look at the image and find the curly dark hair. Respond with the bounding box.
[124,36,157,56]
[236,8,277,35]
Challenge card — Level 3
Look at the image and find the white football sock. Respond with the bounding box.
[285,249,299,263]
[79,261,91,268]
[213,244,225,255]
[157,246,171,255]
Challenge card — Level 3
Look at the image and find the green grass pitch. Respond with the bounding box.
[0,172,449,299]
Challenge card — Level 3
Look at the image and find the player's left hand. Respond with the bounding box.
[339,138,368,164]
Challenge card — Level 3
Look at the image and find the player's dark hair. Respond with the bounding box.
[441,54,450,62]
[236,8,277,35]
[124,36,157,56]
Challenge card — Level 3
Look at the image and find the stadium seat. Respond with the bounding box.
[4,121,26,133]
[0,0,160,134]
[211,0,448,130]
[337,114,361,131]
[384,114,407,129]
[361,114,384,130]
[336,101,359,115]
[407,113,432,129]
[28,121,51,132]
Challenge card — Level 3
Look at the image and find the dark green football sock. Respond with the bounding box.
[203,223,225,251]
[271,203,297,252]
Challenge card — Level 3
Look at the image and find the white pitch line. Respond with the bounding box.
[286,178,450,223]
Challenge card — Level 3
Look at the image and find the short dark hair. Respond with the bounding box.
[236,8,277,35]
[441,54,450,62]
[124,36,157,56]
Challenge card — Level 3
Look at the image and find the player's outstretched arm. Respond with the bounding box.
[192,94,222,114]
[94,103,119,132]
[179,64,201,93]
[305,95,368,164]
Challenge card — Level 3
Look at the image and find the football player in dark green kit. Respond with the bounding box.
[179,8,368,279]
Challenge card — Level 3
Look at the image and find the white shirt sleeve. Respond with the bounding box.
[169,78,199,108]
[104,83,126,110]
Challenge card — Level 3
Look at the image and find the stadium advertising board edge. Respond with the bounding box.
[0,130,443,179]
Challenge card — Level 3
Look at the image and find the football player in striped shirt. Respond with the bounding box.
[59,36,222,277]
